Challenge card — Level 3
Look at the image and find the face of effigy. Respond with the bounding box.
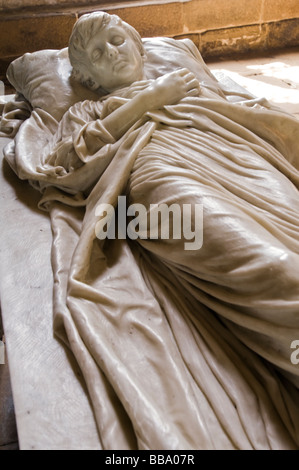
[84,21,144,92]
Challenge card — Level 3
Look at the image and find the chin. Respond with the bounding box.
[121,65,143,84]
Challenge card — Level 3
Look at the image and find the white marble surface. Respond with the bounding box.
[1,46,299,450]
[0,136,101,449]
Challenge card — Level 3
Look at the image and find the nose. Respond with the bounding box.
[106,43,118,59]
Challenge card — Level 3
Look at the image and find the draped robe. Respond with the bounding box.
[2,51,299,449]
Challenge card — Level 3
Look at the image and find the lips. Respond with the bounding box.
[113,60,127,72]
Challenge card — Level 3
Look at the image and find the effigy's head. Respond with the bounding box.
[69,11,145,92]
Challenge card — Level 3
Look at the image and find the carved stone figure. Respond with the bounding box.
[1,11,299,449]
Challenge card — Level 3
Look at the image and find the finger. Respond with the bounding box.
[177,67,190,76]
[181,70,196,81]
[186,78,200,90]
[186,88,201,96]
[185,75,199,85]
[184,72,198,84]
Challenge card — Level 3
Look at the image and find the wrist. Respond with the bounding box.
[141,86,156,111]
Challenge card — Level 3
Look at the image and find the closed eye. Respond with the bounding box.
[111,35,124,46]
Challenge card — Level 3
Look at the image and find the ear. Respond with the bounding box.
[83,77,100,91]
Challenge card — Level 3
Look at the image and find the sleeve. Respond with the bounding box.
[42,99,116,175]
[73,118,116,163]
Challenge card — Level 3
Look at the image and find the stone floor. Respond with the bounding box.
[0,45,298,450]
[0,316,19,450]
[207,46,299,119]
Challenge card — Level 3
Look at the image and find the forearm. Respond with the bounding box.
[83,90,151,154]
[101,90,151,140]
[83,69,200,153]
[100,69,197,141]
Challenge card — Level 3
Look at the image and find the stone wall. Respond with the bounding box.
[1,0,299,78]
[174,0,299,57]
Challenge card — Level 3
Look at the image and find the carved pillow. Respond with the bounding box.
[6,48,100,122]
[6,38,223,122]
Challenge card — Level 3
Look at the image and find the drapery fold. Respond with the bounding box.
[2,71,299,449]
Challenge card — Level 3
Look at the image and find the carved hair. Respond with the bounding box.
[68,11,145,91]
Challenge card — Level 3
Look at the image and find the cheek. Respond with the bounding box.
[131,50,143,68]
[124,41,141,60]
